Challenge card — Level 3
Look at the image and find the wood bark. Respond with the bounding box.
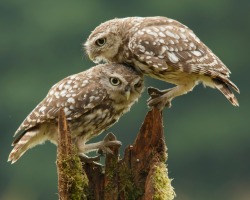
[57,108,87,200]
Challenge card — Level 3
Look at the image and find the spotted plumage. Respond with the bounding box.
[8,63,144,163]
[85,16,239,109]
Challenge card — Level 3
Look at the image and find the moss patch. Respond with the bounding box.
[153,163,175,200]
[58,147,88,200]
[118,163,143,199]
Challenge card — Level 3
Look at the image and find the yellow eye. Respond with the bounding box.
[109,77,121,86]
[95,38,106,46]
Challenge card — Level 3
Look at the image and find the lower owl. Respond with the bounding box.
[85,16,240,109]
[8,63,144,164]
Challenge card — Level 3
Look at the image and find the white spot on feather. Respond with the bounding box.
[82,80,89,84]
[167,52,179,63]
[63,107,71,116]
[180,28,186,33]
[58,83,64,91]
[192,50,202,57]
[67,97,75,104]
[189,42,195,48]
[39,106,46,113]
[159,32,166,37]
[67,80,72,84]
[145,51,154,56]
[70,75,77,80]
[55,92,60,98]
[138,30,144,35]
[64,84,71,89]
[180,33,187,39]
[166,30,180,39]
[169,40,175,45]
[159,39,165,44]
[160,46,168,55]
[138,45,145,53]
[159,27,166,31]
[60,90,67,97]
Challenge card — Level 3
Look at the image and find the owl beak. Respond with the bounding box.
[88,53,93,60]
[88,54,96,63]
[124,86,131,100]
[125,91,131,100]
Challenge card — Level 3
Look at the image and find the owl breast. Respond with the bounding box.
[69,102,124,142]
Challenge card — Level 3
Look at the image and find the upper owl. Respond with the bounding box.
[84,16,239,108]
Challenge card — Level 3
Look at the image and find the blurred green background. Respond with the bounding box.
[1,0,249,200]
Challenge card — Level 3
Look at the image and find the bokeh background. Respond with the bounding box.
[1,0,249,200]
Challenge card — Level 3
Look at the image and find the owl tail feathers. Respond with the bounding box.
[8,129,44,164]
[213,79,239,107]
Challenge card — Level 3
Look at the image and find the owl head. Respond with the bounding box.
[99,64,144,104]
[84,18,127,64]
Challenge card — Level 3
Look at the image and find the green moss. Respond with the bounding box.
[153,163,175,200]
[151,147,168,163]
[118,163,143,199]
[104,157,118,193]
[59,146,88,200]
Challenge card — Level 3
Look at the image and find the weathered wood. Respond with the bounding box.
[82,162,104,200]
[57,108,86,200]
[57,108,71,200]
[117,108,174,200]
[127,108,167,196]
[104,133,119,200]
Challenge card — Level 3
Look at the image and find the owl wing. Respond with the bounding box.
[128,23,231,77]
[14,74,106,136]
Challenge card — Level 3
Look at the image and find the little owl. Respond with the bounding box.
[84,16,239,109]
[8,63,144,164]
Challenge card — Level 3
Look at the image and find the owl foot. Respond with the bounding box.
[148,87,172,98]
[79,153,102,164]
[97,132,122,155]
[78,133,121,165]
[78,133,121,154]
[147,87,172,110]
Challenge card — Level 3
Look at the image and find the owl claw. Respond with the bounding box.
[147,87,172,110]
[97,133,122,155]
[147,87,171,97]
[147,97,172,110]
[79,153,102,164]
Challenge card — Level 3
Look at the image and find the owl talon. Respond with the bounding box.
[148,87,171,97]
[147,87,173,99]
[79,153,102,164]
[147,96,172,110]
[97,133,122,155]
[147,87,172,110]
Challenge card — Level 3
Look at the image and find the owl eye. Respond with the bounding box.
[134,81,142,88]
[95,38,106,46]
[109,77,121,86]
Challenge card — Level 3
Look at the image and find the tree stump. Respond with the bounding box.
[57,108,175,200]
